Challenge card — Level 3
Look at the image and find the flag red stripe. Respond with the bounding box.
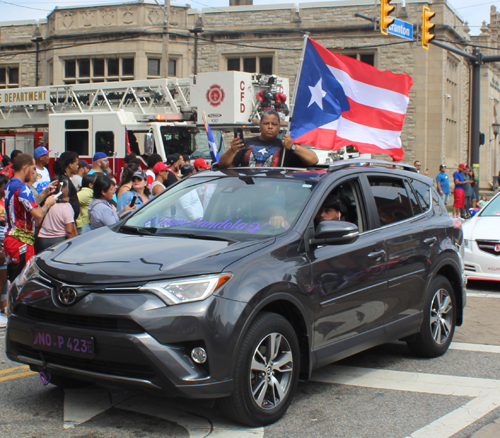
[294,127,404,161]
[343,98,406,131]
[309,38,413,96]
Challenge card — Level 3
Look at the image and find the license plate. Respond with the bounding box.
[31,329,94,358]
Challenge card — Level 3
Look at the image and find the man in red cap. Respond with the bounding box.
[453,163,473,218]
[193,158,210,172]
[151,161,169,196]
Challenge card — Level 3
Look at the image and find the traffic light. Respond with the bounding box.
[380,0,395,35]
[422,5,435,49]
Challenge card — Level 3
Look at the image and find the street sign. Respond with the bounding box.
[388,18,413,41]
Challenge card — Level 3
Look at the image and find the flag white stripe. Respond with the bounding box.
[320,117,402,150]
[328,66,410,115]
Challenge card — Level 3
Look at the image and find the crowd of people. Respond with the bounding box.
[0,147,211,327]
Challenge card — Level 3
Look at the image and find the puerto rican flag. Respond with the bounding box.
[202,112,220,163]
[290,38,413,161]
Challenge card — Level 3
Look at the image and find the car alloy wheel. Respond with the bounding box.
[407,275,456,358]
[250,332,293,410]
[430,287,453,345]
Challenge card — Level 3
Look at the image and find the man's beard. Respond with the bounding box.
[101,164,112,174]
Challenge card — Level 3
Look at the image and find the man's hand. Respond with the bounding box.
[44,194,57,209]
[230,136,244,153]
[269,215,287,228]
[124,204,137,212]
[43,180,58,196]
[282,134,294,150]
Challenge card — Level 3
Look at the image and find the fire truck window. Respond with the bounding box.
[95,131,114,156]
[65,120,88,130]
[66,131,89,156]
[260,57,273,75]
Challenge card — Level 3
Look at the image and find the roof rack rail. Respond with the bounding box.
[310,159,418,173]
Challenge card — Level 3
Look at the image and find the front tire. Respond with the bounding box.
[407,275,456,358]
[219,312,300,427]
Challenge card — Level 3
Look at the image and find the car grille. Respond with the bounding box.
[12,342,156,381]
[14,304,144,334]
[476,240,500,256]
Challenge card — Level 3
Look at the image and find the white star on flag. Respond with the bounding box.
[258,148,268,155]
[23,186,32,198]
[308,78,327,110]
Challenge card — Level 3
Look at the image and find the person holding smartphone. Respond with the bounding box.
[218,109,318,169]
[36,176,78,253]
[116,171,151,213]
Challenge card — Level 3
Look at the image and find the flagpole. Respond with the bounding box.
[281,32,309,166]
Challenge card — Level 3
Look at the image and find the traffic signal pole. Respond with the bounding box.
[430,40,500,197]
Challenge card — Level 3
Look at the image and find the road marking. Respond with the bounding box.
[450,342,500,354]
[0,371,36,382]
[406,392,500,438]
[63,389,265,437]
[311,365,500,438]
[467,292,500,298]
[0,365,29,375]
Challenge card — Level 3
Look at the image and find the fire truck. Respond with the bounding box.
[0,72,289,175]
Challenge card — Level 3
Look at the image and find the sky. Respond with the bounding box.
[0,0,497,36]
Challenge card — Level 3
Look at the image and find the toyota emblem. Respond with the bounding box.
[58,287,78,305]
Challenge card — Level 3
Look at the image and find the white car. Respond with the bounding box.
[463,191,500,282]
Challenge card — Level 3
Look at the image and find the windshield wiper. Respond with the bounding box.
[164,232,233,242]
[121,225,158,235]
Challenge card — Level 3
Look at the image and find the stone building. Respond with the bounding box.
[0,0,498,188]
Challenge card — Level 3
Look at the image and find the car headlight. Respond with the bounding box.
[140,273,232,305]
[18,257,40,287]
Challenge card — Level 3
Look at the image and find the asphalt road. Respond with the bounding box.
[1,280,499,438]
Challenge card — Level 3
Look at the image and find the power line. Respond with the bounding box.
[0,0,50,12]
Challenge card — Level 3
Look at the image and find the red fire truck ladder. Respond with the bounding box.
[0,78,194,129]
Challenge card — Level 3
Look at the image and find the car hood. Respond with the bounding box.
[36,226,275,285]
[462,216,500,241]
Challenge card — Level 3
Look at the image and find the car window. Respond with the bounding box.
[124,174,317,240]
[367,176,414,227]
[431,188,446,216]
[405,180,421,215]
[327,179,365,232]
[410,179,431,212]
[479,194,500,217]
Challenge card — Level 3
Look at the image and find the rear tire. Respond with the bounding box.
[218,312,300,427]
[407,275,456,358]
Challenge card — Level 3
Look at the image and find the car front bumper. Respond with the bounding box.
[6,278,246,399]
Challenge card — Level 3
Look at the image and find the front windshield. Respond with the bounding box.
[480,194,500,217]
[124,174,316,240]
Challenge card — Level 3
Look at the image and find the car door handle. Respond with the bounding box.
[424,237,437,246]
[368,249,386,259]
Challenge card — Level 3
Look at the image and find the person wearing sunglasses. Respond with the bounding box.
[117,170,151,212]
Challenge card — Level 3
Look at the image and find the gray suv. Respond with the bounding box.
[6,160,465,426]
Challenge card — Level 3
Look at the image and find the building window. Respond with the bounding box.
[64,57,134,83]
[147,58,177,77]
[226,55,273,74]
[337,52,375,66]
[0,65,19,88]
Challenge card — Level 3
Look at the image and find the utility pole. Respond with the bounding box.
[161,0,170,78]
[431,40,500,198]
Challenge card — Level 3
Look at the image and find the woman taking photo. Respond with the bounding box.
[117,162,139,199]
[76,173,98,234]
[36,175,78,253]
[52,151,80,220]
[117,170,150,212]
[89,175,135,230]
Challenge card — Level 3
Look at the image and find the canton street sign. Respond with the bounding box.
[388,18,414,41]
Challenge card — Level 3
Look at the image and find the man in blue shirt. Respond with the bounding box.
[436,164,450,206]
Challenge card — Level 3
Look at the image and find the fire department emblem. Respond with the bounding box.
[206,85,225,107]
[495,244,500,253]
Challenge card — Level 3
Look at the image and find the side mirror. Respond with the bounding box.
[144,133,154,155]
[309,221,359,246]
